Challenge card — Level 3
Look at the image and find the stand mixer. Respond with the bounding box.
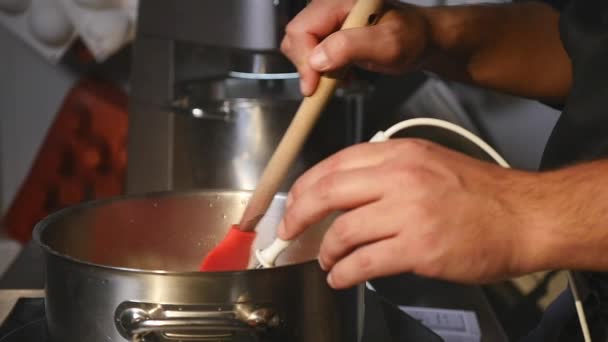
[127,0,371,194]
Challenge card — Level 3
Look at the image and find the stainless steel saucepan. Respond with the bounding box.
[34,190,363,342]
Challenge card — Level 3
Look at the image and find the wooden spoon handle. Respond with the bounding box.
[239,0,385,231]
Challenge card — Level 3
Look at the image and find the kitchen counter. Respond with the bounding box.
[1,241,508,341]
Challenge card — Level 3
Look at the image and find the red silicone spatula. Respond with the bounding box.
[199,0,385,272]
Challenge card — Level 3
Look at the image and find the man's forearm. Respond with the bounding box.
[417,2,571,104]
[520,160,608,273]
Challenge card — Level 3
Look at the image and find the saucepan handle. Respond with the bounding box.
[115,301,279,341]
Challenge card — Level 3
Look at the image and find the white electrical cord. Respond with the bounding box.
[255,117,592,342]
[369,117,509,167]
[568,272,593,342]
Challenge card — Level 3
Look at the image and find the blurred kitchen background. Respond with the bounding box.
[0,0,565,340]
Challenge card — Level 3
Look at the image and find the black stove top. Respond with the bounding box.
[0,289,442,341]
[0,297,46,341]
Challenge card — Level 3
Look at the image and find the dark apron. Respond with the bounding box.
[521,0,608,341]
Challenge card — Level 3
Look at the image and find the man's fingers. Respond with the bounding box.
[319,201,398,271]
[288,142,394,204]
[281,0,353,95]
[308,20,403,73]
[278,166,385,240]
[281,34,320,96]
[327,238,410,289]
[285,0,351,39]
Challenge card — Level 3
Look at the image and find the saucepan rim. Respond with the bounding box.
[33,189,318,276]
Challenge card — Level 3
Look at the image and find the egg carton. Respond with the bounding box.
[56,0,137,62]
[0,0,137,64]
[0,0,77,63]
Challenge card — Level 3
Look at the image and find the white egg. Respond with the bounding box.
[74,0,119,10]
[82,11,130,57]
[28,0,74,47]
[0,0,30,15]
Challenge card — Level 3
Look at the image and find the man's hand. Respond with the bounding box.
[281,1,429,96]
[282,1,571,103]
[277,140,545,289]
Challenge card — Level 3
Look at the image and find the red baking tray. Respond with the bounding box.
[3,78,128,243]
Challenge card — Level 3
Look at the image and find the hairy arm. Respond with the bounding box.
[283,1,572,104]
[420,2,571,104]
[525,160,608,273]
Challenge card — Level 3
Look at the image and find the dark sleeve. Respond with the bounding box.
[535,0,568,110]
[513,0,568,11]
[537,0,569,11]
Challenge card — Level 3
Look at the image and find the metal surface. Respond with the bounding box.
[228,51,299,76]
[134,0,302,81]
[137,0,307,51]
[34,190,363,342]
[0,289,45,323]
[166,77,366,191]
[129,66,367,193]
[128,37,175,193]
